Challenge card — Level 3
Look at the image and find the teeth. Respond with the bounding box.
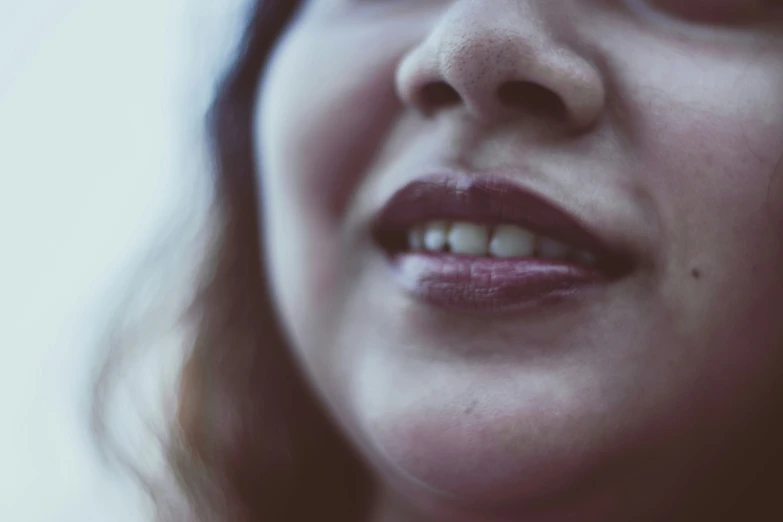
[408,226,425,250]
[536,237,571,260]
[423,221,449,251]
[405,221,598,268]
[448,222,489,256]
[489,225,535,258]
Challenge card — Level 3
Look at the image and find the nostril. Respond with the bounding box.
[418,82,461,112]
[497,81,567,120]
[413,80,570,122]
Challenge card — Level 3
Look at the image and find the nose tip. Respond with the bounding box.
[396,11,606,131]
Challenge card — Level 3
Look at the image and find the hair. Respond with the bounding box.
[93,1,373,521]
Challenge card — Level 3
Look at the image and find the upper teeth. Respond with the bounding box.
[407,221,597,266]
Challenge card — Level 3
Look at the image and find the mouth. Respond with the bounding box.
[371,173,635,313]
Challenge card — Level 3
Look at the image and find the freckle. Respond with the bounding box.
[691,268,701,279]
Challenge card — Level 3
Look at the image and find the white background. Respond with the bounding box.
[0,1,251,520]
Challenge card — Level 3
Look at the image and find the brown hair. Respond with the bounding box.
[94,1,372,520]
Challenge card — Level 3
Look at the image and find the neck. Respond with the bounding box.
[368,476,783,522]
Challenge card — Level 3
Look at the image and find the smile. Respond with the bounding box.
[372,172,634,312]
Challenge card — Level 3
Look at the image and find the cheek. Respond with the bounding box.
[261,24,402,222]
[646,74,783,273]
[622,40,783,350]
[646,0,767,23]
[255,24,403,370]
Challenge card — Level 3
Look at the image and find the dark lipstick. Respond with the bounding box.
[371,173,632,312]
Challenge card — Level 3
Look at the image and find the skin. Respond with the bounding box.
[255,0,783,520]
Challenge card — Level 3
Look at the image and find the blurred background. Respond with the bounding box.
[0,0,250,519]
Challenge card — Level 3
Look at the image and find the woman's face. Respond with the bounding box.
[256,0,783,520]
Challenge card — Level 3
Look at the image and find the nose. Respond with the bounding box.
[396,0,605,131]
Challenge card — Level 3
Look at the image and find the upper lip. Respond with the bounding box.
[371,172,635,274]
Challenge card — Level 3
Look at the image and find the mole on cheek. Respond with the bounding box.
[691,268,701,280]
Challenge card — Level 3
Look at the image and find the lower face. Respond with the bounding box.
[256,1,783,520]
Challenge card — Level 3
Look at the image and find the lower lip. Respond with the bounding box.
[390,252,605,313]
